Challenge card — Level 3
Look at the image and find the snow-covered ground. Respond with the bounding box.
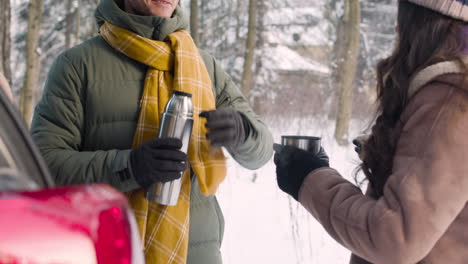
[217,117,369,264]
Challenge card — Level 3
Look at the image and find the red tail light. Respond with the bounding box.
[0,185,144,264]
[96,206,131,264]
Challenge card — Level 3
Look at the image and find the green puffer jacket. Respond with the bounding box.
[30,0,273,263]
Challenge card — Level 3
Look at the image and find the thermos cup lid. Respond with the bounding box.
[280,135,321,154]
[174,91,192,98]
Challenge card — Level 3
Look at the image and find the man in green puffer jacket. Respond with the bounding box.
[30,0,273,263]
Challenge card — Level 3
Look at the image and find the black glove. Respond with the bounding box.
[274,144,329,200]
[199,108,248,147]
[129,138,187,188]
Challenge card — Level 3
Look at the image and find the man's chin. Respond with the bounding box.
[148,8,173,18]
[148,1,174,17]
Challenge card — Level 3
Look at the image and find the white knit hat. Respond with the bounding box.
[408,0,468,22]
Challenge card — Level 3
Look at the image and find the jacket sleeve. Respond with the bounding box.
[204,53,273,170]
[31,53,139,192]
[298,84,468,264]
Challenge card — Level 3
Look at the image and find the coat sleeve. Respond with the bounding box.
[202,52,273,170]
[30,53,139,192]
[298,84,468,264]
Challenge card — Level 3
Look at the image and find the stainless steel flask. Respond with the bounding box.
[145,91,194,206]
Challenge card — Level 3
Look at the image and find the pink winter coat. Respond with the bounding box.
[299,63,468,264]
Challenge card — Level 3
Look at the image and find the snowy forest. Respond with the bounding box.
[0,0,398,263]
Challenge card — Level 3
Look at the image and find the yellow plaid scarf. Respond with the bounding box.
[100,22,227,264]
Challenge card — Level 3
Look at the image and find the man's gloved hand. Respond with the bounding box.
[274,144,329,200]
[129,138,187,188]
[199,108,247,147]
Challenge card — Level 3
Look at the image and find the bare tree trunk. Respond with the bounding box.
[333,0,360,146]
[75,0,81,44]
[251,0,267,114]
[0,72,13,101]
[0,0,12,84]
[198,0,203,47]
[325,0,342,120]
[20,0,44,126]
[235,0,243,40]
[241,0,257,98]
[65,0,74,49]
[65,0,82,49]
[83,0,100,40]
[190,0,200,46]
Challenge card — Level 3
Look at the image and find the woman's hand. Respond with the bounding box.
[274,144,329,200]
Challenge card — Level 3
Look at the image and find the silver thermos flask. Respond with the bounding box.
[145,91,194,206]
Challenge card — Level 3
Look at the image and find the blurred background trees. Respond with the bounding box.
[332,0,360,145]
[9,0,99,122]
[1,0,398,263]
[19,0,43,126]
[4,0,397,144]
[0,0,11,85]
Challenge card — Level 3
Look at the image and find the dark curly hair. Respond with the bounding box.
[361,1,468,198]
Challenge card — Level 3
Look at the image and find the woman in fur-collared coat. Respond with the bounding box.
[275,1,468,263]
